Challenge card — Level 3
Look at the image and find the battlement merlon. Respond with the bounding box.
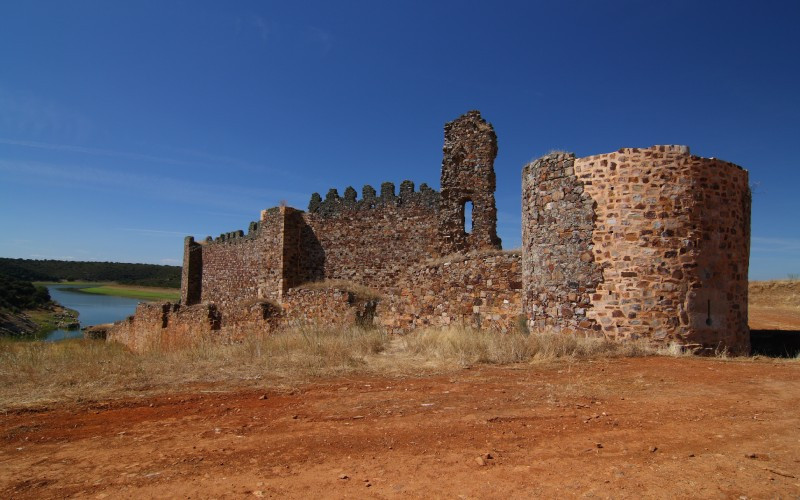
[307,181,440,216]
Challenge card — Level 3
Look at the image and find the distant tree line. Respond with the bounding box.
[0,258,181,288]
[0,273,52,312]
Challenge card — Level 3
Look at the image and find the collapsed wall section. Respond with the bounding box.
[108,286,377,352]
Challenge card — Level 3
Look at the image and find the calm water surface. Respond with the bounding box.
[44,285,143,341]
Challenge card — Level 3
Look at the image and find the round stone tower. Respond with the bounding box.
[522,145,751,354]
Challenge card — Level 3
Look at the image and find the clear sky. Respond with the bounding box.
[0,0,797,280]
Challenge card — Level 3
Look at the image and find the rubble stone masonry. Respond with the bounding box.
[303,182,441,293]
[108,285,377,353]
[111,110,751,355]
[522,145,750,353]
[522,153,603,336]
[439,111,502,254]
[379,251,522,333]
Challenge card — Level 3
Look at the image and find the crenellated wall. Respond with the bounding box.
[114,111,751,356]
[178,110,503,307]
[191,208,285,307]
[303,181,442,292]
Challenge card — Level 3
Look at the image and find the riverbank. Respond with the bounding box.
[76,284,179,301]
[35,282,180,302]
[0,304,79,337]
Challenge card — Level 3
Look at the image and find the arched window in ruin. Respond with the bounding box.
[463,199,473,234]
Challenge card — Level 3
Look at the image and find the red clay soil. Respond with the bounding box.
[1,356,799,499]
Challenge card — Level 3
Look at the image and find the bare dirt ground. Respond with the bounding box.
[1,284,798,499]
[2,358,800,498]
[749,280,800,330]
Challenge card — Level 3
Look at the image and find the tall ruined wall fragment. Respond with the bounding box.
[439,111,502,254]
[522,145,750,354]
[180,236,202,305]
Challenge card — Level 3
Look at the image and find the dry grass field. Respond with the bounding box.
[0,281,798,498]
[749,280,800,330]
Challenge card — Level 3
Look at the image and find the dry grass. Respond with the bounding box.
[0,325,757,409]
[0,325,387,408]
[749,280,800,312]
[401,325,656,367]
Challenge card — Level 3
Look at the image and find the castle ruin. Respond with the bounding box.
[109,111,751,354]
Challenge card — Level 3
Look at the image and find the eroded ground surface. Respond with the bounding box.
[1,357,799,499]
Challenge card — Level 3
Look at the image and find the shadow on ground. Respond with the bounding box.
[750,329,800,357]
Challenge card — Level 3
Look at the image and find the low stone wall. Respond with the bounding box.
[378,251,523,333]
[282,287,378,329]
[107,302,222,352]
[107,286,378,352]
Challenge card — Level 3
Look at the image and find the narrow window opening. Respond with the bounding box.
[463,200,473,234]
[706,299,712,326]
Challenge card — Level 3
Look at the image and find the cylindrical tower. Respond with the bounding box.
[522,145,750,354]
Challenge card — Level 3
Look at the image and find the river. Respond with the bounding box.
[44,285,144,341]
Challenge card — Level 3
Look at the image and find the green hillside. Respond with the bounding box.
[0,258,181,288]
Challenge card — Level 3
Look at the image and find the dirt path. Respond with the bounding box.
[1,357,799,498]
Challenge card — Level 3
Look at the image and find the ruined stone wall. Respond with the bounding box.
[107,302,221,352]
[521,153,603,335]
[282,287,377,329]
[196,211,282,307]
[180,237,202,305]
[108,286,377,352]
[181,208,292,308]
[523,145,750,353]
[179,110,506,307]
[439,111,502,254]
[379,251,522,333]
[302,182,441,292]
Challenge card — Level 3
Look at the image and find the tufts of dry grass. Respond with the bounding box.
[0,325,388,408]
[0,325,758,409]
[401,325,656,367]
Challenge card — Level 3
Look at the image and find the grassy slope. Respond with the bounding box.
[76,285,180,301]
[34,282,181,301]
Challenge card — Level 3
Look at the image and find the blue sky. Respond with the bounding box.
[0,0,797,280]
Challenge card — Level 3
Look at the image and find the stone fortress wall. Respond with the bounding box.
[109,111,751,354]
